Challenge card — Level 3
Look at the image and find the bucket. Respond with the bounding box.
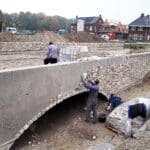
[98,113,106,122]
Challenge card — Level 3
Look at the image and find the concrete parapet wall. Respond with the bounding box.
[0,52,150,149]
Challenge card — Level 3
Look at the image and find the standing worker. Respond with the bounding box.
[44,41,60,64]
[81,73,100,123]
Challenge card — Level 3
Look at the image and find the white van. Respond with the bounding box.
[101,34,110,40]
[6,27,17,34]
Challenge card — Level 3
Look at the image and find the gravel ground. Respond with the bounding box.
[0,49,131,70]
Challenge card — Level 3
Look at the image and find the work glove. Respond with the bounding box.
[81,73,88,83]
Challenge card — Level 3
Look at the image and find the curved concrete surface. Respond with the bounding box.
[0,52,150,149]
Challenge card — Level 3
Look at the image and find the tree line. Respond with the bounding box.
[0,10,72,32]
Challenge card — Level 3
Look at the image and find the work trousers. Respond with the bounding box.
[44,58,57,64]
[86,102,97,122]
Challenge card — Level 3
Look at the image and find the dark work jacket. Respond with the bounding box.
[109,96,122,109]
[84,82,99,105]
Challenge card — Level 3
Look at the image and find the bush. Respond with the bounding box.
[124,44,145,49]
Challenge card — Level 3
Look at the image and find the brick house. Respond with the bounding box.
[70,15,104,33]
[100,20,128,40]
[70,15,128,40]
[128,13,150,41]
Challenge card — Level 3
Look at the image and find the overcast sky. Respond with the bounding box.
[1,0,150,24]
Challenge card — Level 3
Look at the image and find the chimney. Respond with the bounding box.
[141,13,144,17]
[99,14,102,19]
[147,15,149,18]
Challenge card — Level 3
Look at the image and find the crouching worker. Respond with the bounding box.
[107,94,122,112]
[81,73,99,123]
[44,41,60,64]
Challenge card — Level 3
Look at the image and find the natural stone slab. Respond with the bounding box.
[106,97,150,135]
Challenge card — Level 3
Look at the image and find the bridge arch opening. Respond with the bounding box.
[10,92,107,150]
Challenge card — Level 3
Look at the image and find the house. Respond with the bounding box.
[128,13,150,41]
[113,22,128,40]
[99,20,128,40]
[70,15,104,33]
[70,15,128,40]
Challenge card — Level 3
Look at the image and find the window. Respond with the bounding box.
[131,27,136,31]
[89,26,92,31]
[138,27,143,31]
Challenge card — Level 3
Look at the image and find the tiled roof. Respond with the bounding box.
[103,20,128,33]
[129,14,150,27]
[71,16,100,25]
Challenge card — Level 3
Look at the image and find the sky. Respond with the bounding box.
[1,0,150,24]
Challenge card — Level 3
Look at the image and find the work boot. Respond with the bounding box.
[85,118,91,123]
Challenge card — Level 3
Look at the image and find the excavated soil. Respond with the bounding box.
[0,32,68,42]
[63,32,106,43]
[10,80,150,150]
[0,32,16,42]
[0,32,105,43]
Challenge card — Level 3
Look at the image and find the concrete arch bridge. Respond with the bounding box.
[0,52,150,149]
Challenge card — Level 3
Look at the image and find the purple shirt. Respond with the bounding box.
[84,82,99,91]
[47,44,59,59]
[84,81,99,103]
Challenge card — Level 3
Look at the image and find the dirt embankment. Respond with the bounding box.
[0,32,16,42]
[0,32,106,43]
[63,32,106,43]
[0,32,68,42]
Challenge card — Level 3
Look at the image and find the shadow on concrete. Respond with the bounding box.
[10,92,107,150]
